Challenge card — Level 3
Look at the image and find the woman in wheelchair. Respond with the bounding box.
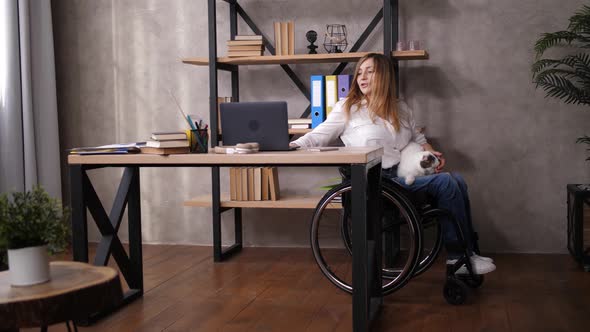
[290,53,496,279]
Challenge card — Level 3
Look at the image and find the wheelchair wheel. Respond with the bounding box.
[310,181,421,295]
[340,187,443,280]
[443,278,468,305]
[412,211,444,277]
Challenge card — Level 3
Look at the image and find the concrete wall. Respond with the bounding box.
[52,0,590,253]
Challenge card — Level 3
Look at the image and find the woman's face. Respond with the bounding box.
[357,58,375,97]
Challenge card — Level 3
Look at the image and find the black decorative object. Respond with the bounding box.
[306,30,318,54]
[323,24,348,53]
[567,184,590,272]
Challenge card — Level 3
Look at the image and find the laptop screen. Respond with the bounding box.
[220,101,291,151]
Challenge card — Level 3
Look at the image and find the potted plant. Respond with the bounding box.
[532,4,590,158]
[0,186,69,286]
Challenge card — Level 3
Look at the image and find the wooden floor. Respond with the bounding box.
[27,245,590,332]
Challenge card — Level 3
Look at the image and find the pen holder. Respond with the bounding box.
[187,129,209,153]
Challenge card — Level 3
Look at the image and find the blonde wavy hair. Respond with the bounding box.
[343,53,401,131]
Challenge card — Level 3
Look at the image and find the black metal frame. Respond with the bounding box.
[567,184,590,272]
[207,0,398,265]
[69,158,382,330]
[69,165,143,322]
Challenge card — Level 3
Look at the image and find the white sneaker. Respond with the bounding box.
[446,257,496,275]
[471,254,494,263]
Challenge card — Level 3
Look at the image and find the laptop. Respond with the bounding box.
[220,101,297,151]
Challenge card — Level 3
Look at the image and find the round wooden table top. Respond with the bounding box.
[0,261,123,328]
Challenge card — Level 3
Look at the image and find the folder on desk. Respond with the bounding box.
[325,75,338,116]
[338,75,352,101]
[311,75,325,128]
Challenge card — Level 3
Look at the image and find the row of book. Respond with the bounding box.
[229,167,280,201]
[227,35,264,57]
[273,21,295,55]
[311,74,352,128]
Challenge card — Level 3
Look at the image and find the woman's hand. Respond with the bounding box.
[422,143,445,172]
[432,151,445,172]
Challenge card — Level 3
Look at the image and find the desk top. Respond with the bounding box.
[68,146,383,165]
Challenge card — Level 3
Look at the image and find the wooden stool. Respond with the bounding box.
[0,261,123,331]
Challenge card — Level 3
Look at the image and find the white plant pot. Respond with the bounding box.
[7,245,50,286]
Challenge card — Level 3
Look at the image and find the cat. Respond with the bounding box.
[397,142,440,185]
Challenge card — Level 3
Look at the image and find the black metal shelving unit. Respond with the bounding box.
[205,0,401,263]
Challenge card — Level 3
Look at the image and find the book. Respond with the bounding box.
[140,146,189,155]
[227,50,264,57]
[288,118,312,124]
[236,167,243,201]
[268,167,280,201]
[230,168,237,201]
[274,22,281,55]
[226,40,264,46]
[280,22,288,56]
[254,168,262,201]
[241,168,248,201]
[290,124,310,129]
[261,168,270,200]
[288,21,294,55]
[151,131,187,140]
[145,140,189,148]
[234,35,263,41]
[69,143,141,155]
[227,45,265,51]
[248,167,255,200]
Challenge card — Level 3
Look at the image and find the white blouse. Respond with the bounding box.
[292,99,427,169]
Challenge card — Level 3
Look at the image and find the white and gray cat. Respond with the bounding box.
[397,142,440,185]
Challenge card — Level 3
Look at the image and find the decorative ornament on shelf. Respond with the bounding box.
[323,24,348,53]
[306,30,318,54]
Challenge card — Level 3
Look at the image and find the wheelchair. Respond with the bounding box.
[309,169,484,305]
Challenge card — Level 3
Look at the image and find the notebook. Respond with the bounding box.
[220,101,297,151]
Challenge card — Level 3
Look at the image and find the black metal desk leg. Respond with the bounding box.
[70,165,88,263]
[351,162,382,332]
[126,167,143,295]
[211,166,243,262]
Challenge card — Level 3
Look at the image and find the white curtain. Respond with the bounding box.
[0,0,61,198]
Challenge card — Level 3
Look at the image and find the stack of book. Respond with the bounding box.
[288,118,312,129]
[273,21,294,55]
[229,167,280,201]
[226,35,265,57]
[141,131,190,154]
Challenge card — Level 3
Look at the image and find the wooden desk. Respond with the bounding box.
[68,147,383,331]
[0,261,122,330]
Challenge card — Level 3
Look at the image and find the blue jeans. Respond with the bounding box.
[382,168,475,259]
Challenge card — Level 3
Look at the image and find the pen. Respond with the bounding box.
[186,115,197,130]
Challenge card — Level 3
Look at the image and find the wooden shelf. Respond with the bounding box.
[184,193,342,209]
[182,50,429,66]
